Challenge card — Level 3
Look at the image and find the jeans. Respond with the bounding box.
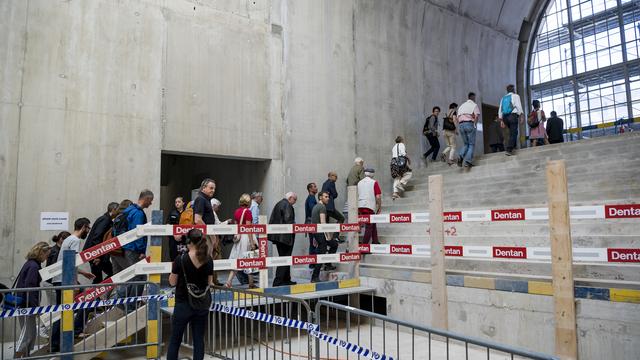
[423,133,440,160]
[116,250,145,313]
[167,302,209,360]
[311,234,339,281]
[505,113,519,152]
[458,122,476,165]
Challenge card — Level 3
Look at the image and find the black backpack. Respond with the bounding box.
[112,212,129,237]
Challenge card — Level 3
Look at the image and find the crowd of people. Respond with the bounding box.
[419,85,565,170]
[8,83,569,358]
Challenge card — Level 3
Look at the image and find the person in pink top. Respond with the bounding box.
[528,100,547,147]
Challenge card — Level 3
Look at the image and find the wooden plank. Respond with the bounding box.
[546,160,578,360]
[347,185,359,278]
[259,215,269,287]
[428,174,448,330]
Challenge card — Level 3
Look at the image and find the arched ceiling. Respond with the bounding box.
[427,0,545,39]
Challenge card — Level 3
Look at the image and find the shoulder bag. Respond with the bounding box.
[180,254,212,310]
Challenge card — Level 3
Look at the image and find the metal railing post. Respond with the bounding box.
[60,249,76,360]
[146,210,163,359]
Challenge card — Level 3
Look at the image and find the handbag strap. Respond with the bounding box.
[180,254,190,284]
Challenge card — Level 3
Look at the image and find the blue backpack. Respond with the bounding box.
[501,94,513,116]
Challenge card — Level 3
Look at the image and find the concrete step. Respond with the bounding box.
[374,219,640,237]
[382,187,640,211]
[359,254,640,283]
[385,168,640,204]
[369,234,640,248]
[405,156,640,188]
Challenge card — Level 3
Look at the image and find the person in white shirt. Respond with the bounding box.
[357,168,382,244]
[497,84,524,156]
[391,136,412,199]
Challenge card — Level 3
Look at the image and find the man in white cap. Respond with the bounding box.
[357,168,382,244]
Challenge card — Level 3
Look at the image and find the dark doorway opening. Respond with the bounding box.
[481,103,506,154]
[160,152,270,223]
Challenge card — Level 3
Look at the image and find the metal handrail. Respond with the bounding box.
[316,300,559,360]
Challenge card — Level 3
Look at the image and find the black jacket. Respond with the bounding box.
[267,198,296,246]
[546,116,564,143]
[321,180,338,211]
[167,208,182,225]
[83,212,112,251]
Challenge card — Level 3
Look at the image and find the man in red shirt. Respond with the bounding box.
[357,168,382,244]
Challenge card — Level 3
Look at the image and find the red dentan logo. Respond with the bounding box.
[359,244,371,253]
[238,224,267,234]
[491,209,525,221]
[340,223,360,232]
[340,253,361,262]
[80,237,121,262]
[443,212,462,222]
[358,215,371,224]
[390,245,412,254]
[237,257,266,269]
[293,224,317,233]
[607,248,640,262]
[445,246,463,256]
[605,204,640,219]
[173,224,206,236]
[293,255,317,265]
[75,279,113,302]
[259,237,268,257]
[390,213,412,223]
[493,246,527,259]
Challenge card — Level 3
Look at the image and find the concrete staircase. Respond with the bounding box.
[362,132,640,285]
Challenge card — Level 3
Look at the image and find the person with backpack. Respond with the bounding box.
[114,190,153,305]
[13,241,50,358]
[167,229,213,360]
[422,106,441,163]
[391,136,412,199]
[528,99,547,147]
[440,103,458,165]
[108,199,132,274]
[456,92,480,168]
[498,84,524,156]
[82,202,119,283]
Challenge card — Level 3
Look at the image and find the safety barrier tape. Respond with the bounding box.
[212,303,392,360]
[358,244,640,263]
[38,203,639,280]
[0,294,172,319]
[358,204,639,224]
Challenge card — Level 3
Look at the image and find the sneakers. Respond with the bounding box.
[505,151,513,156]
[456,157,463,167]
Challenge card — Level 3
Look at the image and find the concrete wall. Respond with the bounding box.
[0,0,530,281]
[361,277,640,360]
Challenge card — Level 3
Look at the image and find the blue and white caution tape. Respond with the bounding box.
[1,294,172,319]
[210,303,393,360]
[211,303,318,331]
[309,330,393,360]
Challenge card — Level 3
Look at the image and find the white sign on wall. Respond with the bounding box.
[40,212,69,231]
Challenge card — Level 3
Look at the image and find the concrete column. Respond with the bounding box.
[428,174,448,330]
[546,160,578,360]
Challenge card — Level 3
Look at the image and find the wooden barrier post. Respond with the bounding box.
[146,210,163,359]
[428,174,448,330]
[546,160,578,360]
[347,185,359,278]
[259,215,269,287]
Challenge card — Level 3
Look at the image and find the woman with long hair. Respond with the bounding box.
[167,229,213,360]
[226,193,258,288]
[14,241,51,358]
